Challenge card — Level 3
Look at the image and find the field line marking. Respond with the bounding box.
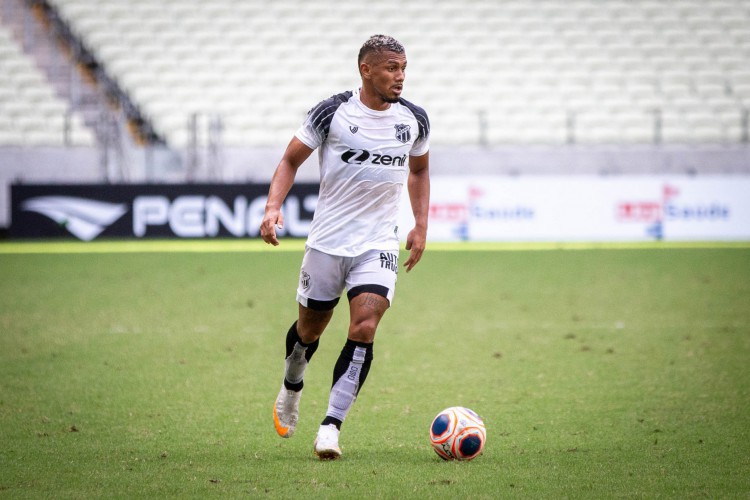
[1,240,749,254]
[0,240,306,254]
[425,241,750,251]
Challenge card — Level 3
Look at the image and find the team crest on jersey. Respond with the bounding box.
[394,124,411,143]
[349,125,358,134]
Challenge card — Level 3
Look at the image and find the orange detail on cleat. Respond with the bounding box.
[273,403,291,437]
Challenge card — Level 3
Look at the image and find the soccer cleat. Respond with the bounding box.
[273,385,302,438]
[313,423,342,460]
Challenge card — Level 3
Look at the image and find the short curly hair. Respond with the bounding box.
[358,34,405,66]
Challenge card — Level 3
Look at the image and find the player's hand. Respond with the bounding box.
[260,209,284,246]
[403,227,426,272]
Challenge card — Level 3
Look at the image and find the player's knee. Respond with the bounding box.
[348,317,378,343]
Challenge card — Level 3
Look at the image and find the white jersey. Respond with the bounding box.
[295,88,430,257]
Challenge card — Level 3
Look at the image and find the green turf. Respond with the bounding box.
[1,243,748,498]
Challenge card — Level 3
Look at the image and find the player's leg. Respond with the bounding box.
[314,250,396,459]
[283,304,332,392]
[314,291,389,459]
[274,249,346,439]
[324,291,389,425]
[274,306,331,438]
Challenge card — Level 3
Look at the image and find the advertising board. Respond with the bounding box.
[10,184,317,240]
[11,177,750,241]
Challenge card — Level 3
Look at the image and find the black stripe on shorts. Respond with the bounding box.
[347,284,389,302]
[306,297,340,311]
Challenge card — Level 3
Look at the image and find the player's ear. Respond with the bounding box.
[359,61,371,79]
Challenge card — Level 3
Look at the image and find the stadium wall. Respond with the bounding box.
[3,145,750,241]
[11,177,750,243]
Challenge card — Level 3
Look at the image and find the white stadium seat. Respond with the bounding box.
[2,0,749,146]
[0,23,93,146]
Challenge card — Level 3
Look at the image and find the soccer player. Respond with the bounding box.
[260,34,430,460]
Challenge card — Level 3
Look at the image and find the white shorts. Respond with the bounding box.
[296,247,399,311]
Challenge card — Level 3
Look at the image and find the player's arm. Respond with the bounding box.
[260,137,314,246]
[404,151,430,272]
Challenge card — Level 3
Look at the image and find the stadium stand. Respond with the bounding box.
[2,0,750,148]
[0,20,93,146]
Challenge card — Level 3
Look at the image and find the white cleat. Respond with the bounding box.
[273,385,301,438]
[313,424,342,460]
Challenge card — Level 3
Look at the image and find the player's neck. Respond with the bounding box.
[358,87,392,112]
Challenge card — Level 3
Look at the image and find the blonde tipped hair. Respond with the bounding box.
[358,34,405,65]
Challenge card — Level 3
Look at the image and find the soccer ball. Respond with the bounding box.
[429,406,486,461]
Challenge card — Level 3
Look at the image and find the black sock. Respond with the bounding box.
[283,321,319,391]
[284,321,319,359]
[321,339,373,430]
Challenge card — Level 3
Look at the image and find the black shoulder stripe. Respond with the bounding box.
[398,97,430,141]
[308,91,353,142]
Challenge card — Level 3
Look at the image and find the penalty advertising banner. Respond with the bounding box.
[10,184,318,241]
[10,177,750,242]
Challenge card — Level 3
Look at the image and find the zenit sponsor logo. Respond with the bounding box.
[341,149,407,166]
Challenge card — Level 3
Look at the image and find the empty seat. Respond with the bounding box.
[0,23,94,146]
[35,0,750,146]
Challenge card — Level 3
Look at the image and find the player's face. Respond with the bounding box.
[366,51,407,104]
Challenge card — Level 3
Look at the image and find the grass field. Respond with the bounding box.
[1,241,749,498]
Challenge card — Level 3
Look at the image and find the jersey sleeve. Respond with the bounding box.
[411,129,430,157]
[295,113,324,150]
[295,91,354,150]
[400,98,430,157]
